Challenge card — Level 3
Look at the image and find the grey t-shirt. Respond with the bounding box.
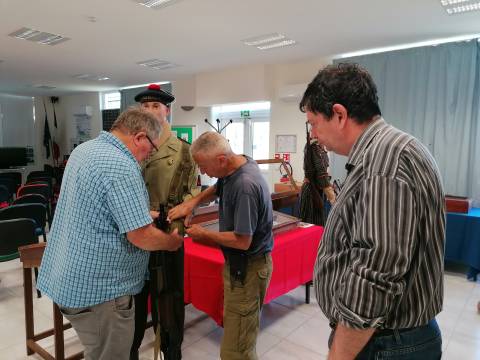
[216,156,274,258]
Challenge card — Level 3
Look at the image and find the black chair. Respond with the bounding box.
[0,203,48,242]
[13,194,52,226]
[0,178,16,201]
[0,218,41,297]
[25,179,53,198]
[43,164,54,177]
[17,184,51,201]
[0,185,10,208]
[0,218,38,261]
[0,172,22,192]
[27,171,49,182]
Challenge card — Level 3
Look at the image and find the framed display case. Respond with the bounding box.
[192,210,300,236]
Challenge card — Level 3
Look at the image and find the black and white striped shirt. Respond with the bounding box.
[314,118,445,330]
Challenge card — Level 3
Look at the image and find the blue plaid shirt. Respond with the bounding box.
[37,131,152,308]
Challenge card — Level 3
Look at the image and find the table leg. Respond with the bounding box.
[305,281,313,304]
[54,303,65,360]
[23,268,34,355]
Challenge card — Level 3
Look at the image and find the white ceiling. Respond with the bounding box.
[0,0,479,96]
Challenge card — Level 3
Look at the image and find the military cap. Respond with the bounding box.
[134,84,175,106]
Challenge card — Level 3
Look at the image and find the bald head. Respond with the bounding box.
[191,131,233,157]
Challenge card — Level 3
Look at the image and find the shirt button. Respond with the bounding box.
[168,159,174,166]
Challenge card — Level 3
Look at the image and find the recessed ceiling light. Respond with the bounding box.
[33,85,56,90]
[73,74,94,79]
[440,0,480,14]
[133,0,182,9]
[8,27,69,46]
[257,39,297,50]
[441,0,470,4]
[242,33,286,46]
[242,32,297,51]
[137,58,178,70]
[73,74,110,81]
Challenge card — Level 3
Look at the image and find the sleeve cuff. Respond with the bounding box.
[334,296,386,330]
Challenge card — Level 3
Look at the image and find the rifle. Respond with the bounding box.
[151,204,183,360]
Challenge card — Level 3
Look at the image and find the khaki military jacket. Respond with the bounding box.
[143,135,199,211]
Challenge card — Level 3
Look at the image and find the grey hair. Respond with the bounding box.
[110,107,161,139]
[191,131,232,157]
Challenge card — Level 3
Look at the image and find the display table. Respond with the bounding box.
[445,208,480,276]
[183,225,323,326]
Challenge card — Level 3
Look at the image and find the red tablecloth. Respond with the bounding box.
[183,225,323,326]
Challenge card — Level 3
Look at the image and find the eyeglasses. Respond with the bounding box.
[145,134,158,152]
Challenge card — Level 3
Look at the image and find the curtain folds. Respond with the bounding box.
[331,40,480,205]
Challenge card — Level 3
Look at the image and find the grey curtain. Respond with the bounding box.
[331,40,480,206]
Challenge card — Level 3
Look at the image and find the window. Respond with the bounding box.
[102,91,120,110]
[212,102,270,160]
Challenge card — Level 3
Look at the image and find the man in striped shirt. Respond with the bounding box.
[300,63,445,359]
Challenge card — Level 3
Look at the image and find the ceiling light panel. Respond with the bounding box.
[133,0,182,9]
[242,33,286,46]
[137,58,178,70]
[257,39,297,50]
[34,85,56,90]
[73,74,110,81]
[440,0,480,14]
[8,27,70,45]
[242,32,297,51]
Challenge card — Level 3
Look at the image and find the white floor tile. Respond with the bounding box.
[1,257,479,359]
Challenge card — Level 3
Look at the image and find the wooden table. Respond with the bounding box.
[18,243,83,360]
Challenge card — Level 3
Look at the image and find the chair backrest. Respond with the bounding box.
[27,171,49,180]
[0,185,9,208]
[0,203,47,230]
[44,164,54,177]
[0,178,16,198]
[0,218,38,261]
[0,172,22,190]
[13,194,48,206]
[17,184,51,200]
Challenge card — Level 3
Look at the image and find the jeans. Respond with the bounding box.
[356,319,442,359]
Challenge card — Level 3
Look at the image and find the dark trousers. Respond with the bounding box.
[130,247,185,360]
[329,319,442,359]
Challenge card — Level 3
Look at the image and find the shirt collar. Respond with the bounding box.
[99,131,138,164]
[345,117,387,172]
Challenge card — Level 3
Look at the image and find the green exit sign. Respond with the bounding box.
[240,110,250,117]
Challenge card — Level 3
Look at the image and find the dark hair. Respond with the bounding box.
[299,63,381,123]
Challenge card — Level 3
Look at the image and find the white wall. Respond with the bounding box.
[33,93,101,168]
[170,56,334,184]
[195,64,272,106]
[26,57,335,185]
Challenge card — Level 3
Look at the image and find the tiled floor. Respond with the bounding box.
[1,259,479,359]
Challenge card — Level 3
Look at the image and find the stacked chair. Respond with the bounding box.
[0,185,9,209]
[0,218,40,296]
[0,218,38,262]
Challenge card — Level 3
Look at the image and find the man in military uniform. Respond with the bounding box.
[130,84,199,360]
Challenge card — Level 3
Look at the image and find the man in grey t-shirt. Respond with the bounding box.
[168,131,273,360]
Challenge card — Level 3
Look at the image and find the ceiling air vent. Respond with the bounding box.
[33,85,57,90]
[8,27,70,46]
[242,33,297,51]
[136,59,179,70]
[440,0,480,14]
[133,0,182,9]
